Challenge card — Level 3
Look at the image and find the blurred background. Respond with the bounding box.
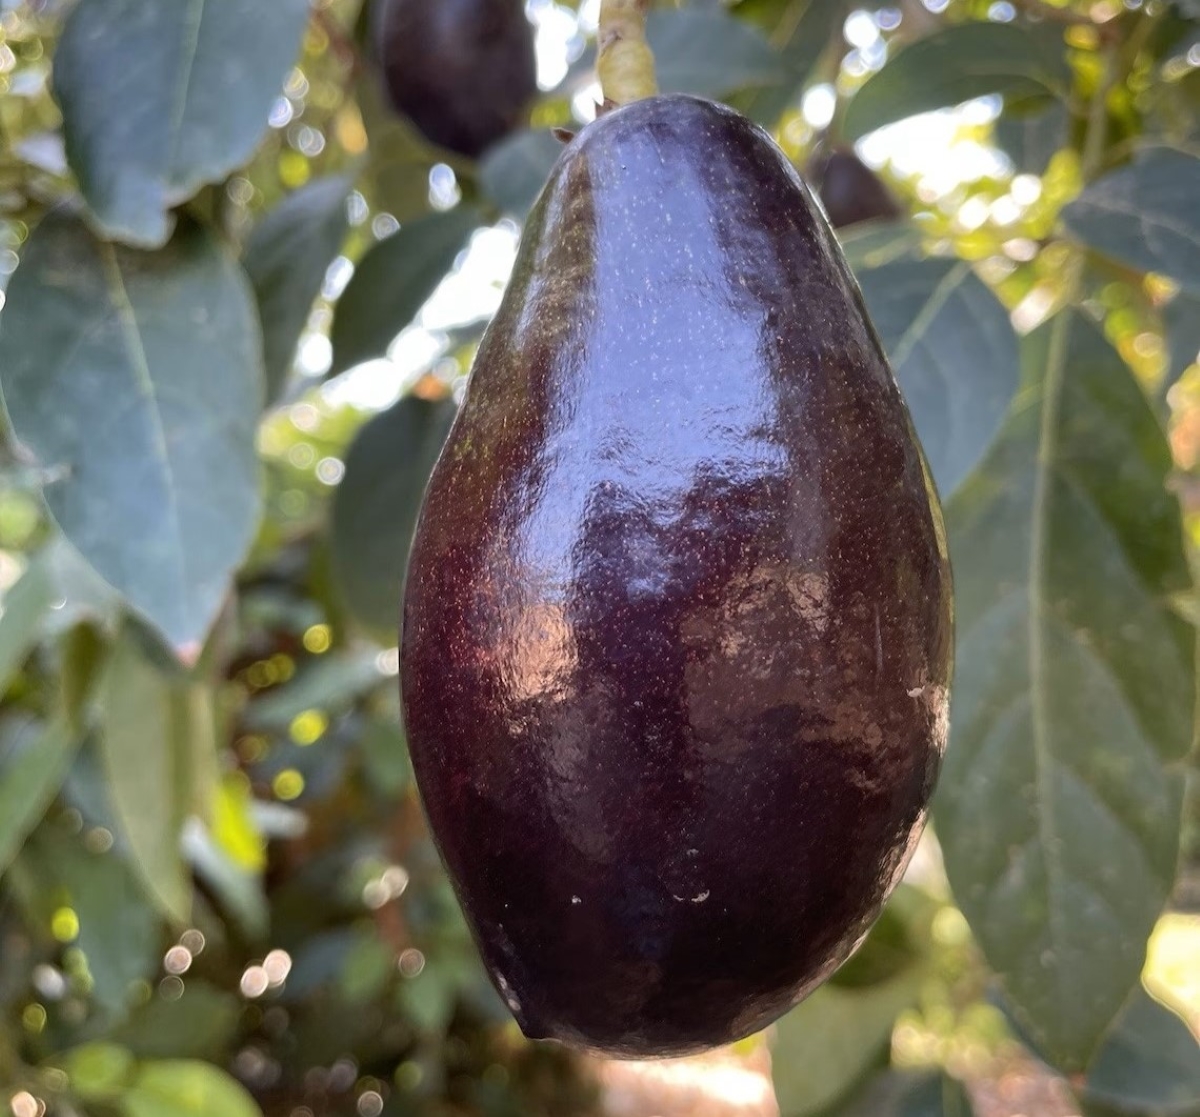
[0,0,1197,1114]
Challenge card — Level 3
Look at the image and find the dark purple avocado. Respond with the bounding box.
[808,147,904,229]
[401,94,952,1058]
[372,0,537,159]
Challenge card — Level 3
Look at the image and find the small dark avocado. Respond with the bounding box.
[401,94,952,1057]
[808,146,904,229]
[372,0,537,159]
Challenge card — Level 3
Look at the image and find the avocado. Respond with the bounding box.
[372,0,537,159]
[808,146,904,229]
[401,94,952,1057]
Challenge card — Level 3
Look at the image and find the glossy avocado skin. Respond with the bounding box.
[401,95,952,1057]
[373,0,536,159]
[809,147,903,229]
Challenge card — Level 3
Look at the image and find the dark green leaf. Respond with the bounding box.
[833,1070,976,1117]
[244,649,386,730]
[1063,147,1200,294]
[773,969,924,1115]
[994,99,1070,176]
[122,1060,263,1117]
[646,8,786,96]
[0,214,263,652]
[0,717,80,875]
[0,550,57,692]
[52,0,311,247]
[843,23,1070,140]
[938,311,1194,1071]
[243,176,353,404]
[732,0,846,126]
[480,129,564,219]
[851,252,1020,496]
[329,208,480,377]
[54,1043,136,1101]
[99,631,194,922]
[330,395,458,642]
[359,716,411,796]
[1082,987,1200,1117]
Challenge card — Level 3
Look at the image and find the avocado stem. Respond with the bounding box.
[597,0,658,108]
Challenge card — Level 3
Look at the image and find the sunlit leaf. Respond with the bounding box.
[328,206,480,377]
[1063,147,1200,295]
[1161,291,1200,403]
[122,1060,263,1117]
[938,311,1194,1071]
[53,0,310,247]
[330,395,458,643]
[843,23,1070,140]
[0,214,263,652]
[243,175,354,404]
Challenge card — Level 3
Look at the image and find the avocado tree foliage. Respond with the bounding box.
[0,0,1196,1114]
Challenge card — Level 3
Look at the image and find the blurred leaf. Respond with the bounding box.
[843,23,1070,140]
[330,395,458,642]
[850,251,1020,496]
[645,8,786,96]
[99,631,194,923]
[0,550,57,692]
[995,98,1071,176]
[1082,987,1200,1117]
[54,1043,136,1101]
[831,1070,976,1117]
[109,982,241,1061]
[397,964,458,1035]
[329,206,480,377]
[1161,291,1200,403]
[480,128,564,219]
[0,716,80,875]
[360,716,411,796]
[41,535,123,638]
[52,0,310,247]
[23,827,160,1012]
[244,649,385,730]
[1063,147,1200,295]
[356,71,444,221]
[732,0,846,125]
[60,622,110,732]
[938,311,1194,1071]
[121,1060,262,1117]
[243,175,354,405]
[340,930,394,1003]
[211,774,266,872]
[181,818,269,939]
[773,968,925,1115]
[0,214,263,653]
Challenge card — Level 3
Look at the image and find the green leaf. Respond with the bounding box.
[52,0,311,247]
[832,1070,977,1117]
[329,207,480,377]
[732,0,846,126]
[772,969,924,1115]
[41,535,123,638]
[0,717,81,875]
[99,631,196,922]
[646,8,786,96]
[0,550,57,693]
[937,311,1194,1071]
[850,251,1019,497]
[1063,147,1200,295]
[480,129,564,219]
[1082,988,1200,1117]
[994,98,1070,176]
[244,649,385,730]
[359,716,411,796]
[54,1043,136,1101]
[243,175,353,404]
[122,1060,263,1117]
[843,23,1070,140]
[1161,291,1200,403]
[0,214,264,652]
[330,396,458,642]
[109,982,241,1061]
[181,819,269,939]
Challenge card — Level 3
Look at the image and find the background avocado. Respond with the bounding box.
[402,94,952,1058]
[372,0,537,159]
[808,146,904,229]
